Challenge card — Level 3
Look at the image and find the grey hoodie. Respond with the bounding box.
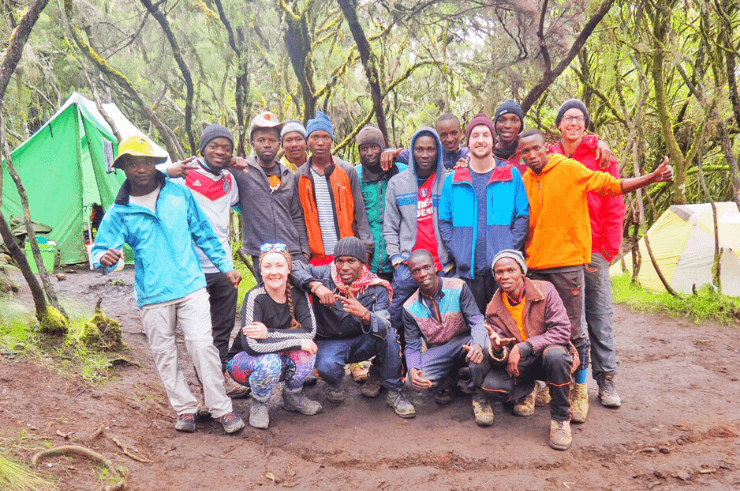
[382,127,452,271]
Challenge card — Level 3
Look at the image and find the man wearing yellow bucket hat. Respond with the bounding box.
[91,135,245,434]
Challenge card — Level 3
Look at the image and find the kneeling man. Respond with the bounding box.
[472,250,578,451]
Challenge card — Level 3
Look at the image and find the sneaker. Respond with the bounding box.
[326,383,346,403]
[249,401,270,429]
[219,412,245,434]
[174,413,196,433]
[283,388,322,415]
[535,381,551,406]
[597,374,621,408]
[386,387,416,418]
[434,387,454,405]
[224,371,250,399]
[549,419,572,451]
[196,402,211,419]
[360,373,382,398]
[472,391,494,427]
[351,361,370,383]
[571,382,589,423]
[513,383,538,417]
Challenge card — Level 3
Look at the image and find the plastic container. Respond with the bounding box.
[25,237,56,274]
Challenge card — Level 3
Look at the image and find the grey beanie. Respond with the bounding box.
[555,98,590,129]
[281,120,307,141]
[494,100,525,128]
[492,249,527,275]
[199,124,234,155]
[333,237,366,263]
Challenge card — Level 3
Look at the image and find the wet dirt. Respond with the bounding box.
[1,267,739,490]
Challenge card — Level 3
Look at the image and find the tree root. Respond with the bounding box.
[112,437,153,463]
[31,445,126,489]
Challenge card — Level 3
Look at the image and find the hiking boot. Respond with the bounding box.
[472,391,494,427]
[351,361,370,383]
[535,381,551,406]
[219,412,245,434]
[174,413,196,433]
[386,387,416,419]
[434,387,454,405]
[224,371,250,399]
[571,382,589,423]
[326,383,346,403]
[360,373,382,398]
[456,367,475,395]
[549,419,572,451]
[249,400,270,430]
[283,388,322,416]
[597,374,621,408]
[513,383,538,417]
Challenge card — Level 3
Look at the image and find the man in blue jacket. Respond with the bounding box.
[439,113,529,312]
[92,136,245,435]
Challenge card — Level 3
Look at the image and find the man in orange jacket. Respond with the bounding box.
[518,129,673,424]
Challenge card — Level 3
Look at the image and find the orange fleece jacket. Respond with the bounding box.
[522,153,623,270]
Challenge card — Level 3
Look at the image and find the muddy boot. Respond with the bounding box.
[597,374,621,408]
[326,383,346,403]
[535,381,551,406]
[571,382,589,423]
[249,394,270,430]
[386,387,416,419]
[283,387,322,415]
[549,419,572,451]
[223,371,250,399]
[513,383,538,417]
[351,361,370,383]
[472,390,494,427]
[360,372,382,398]
[174,413,196,433]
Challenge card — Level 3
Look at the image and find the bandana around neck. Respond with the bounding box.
[330,263,393,303]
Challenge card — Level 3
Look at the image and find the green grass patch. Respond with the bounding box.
[0,454,57,491]
[235,260,257,312]
[612,273,740,325]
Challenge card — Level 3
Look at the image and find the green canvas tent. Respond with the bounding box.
[1,92,128,265]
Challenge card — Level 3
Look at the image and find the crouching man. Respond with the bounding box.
[402,250,491,425]
[292,237,416,418]
[471,250,578,450]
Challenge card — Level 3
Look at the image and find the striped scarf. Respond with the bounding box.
[330,263,393,303]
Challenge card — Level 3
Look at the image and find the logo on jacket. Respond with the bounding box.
[192,179,202,187]
[420,188,428,198]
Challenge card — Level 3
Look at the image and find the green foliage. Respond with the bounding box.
[235,259,257,312]
[612,273,740,325]
[39,307,68,335]
[0,455,57,491]
[77,310,124,352]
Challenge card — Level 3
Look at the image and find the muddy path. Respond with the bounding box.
[1,268,739,490]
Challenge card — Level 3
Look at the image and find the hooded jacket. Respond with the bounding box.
[383,127,453,271]
[91,171,232,307]
[522,153,623,270]
[438,159,530,279]
[232,156,309,257]
[548,136,625,262]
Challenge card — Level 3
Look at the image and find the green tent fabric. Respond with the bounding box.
[1,96,127,265]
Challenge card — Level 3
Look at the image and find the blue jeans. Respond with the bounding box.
[584,253,617,381]
[316,331,403,389]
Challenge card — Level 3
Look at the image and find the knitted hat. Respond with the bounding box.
[555,98,590,128]
[494,100,525,128]
[306,111,334,140]
[199,124,234,155]
[281,120,307,141]
[356,125,385,149]
[249,111,283,139]
[492,249,527,275]
[333,237,366,263]
[465,112,496,144]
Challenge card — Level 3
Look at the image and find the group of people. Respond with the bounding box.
[91,98,673,451]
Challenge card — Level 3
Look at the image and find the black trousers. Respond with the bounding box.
[464,272,498,314]
[205,271,239,372]
[471,341,573,421]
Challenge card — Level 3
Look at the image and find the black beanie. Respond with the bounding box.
[555,99,590,128]
[199,124,234,155]
[494,100,524,129]
[333,237,366,263]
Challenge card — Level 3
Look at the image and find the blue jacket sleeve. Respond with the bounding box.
[397,149,410,165]
[437,173,455,253]
[402,306,424,370]
[185,188,233,273]
[510,169,530,251]
[90,206,126,275]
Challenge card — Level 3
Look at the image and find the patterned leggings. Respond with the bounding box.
[227,350,315,399]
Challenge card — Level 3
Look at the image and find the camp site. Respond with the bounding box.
[1,1,739,490]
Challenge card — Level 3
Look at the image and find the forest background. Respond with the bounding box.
[2,0,739,264]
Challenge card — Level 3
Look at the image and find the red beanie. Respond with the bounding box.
[465,113,496,145]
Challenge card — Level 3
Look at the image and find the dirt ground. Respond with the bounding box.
[1,267,739,491]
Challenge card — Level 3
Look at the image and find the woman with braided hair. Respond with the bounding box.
[227,243,321,429]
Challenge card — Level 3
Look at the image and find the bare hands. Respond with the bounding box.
[167,156,198,178]
[225,270,242,288]
[380,148,402,171]
[454,156,469,169]
[313,284,336,306]
[595,140,615,169]
[99,248,122,267]
[300,339,318,355]
[507,344,521,378]
[229,156,249,171]
[483,323,517,351]
[242,321,268,340]
[408,368,433,391]
[463,344,483,364]
[652,156,673,183]
[337,290,368,320]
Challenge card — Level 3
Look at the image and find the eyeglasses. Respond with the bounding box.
[562,116,585,124]
[260,243,287,252]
